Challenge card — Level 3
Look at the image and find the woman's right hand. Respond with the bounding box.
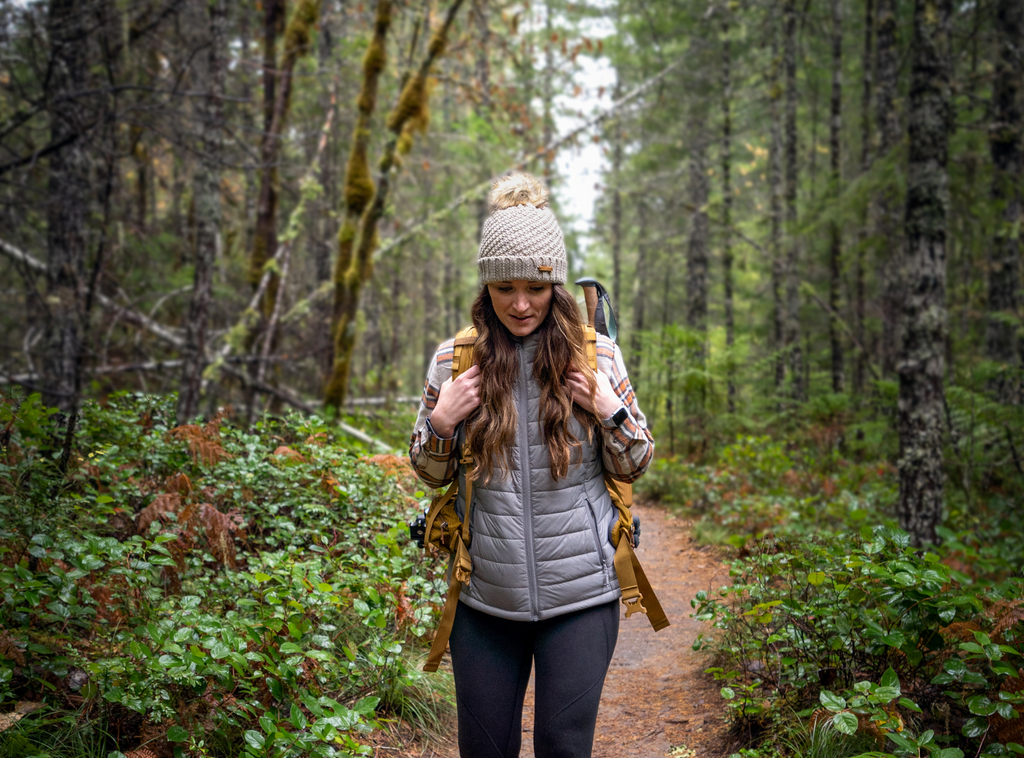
[429,364,482,438]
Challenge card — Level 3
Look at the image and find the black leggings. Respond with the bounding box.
[448,600,619,758]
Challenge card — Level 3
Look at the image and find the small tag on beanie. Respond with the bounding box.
[538,266,553,273]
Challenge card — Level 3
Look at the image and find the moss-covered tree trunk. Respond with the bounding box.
[897,0,951,547]
[324,0,466,410]
[985,0,1022,403]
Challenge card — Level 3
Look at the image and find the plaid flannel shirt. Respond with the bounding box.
[408,333,654,489]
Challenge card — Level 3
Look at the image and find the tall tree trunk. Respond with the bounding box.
[239,2,257,257]
[721,8,735,413]
[828,0,844,393]
[610,76,624,313]
[986,0,1023,403]
[248,0,322,316]
[43,0,89,412]
[897,0,951,547]
[542,0,555,182]
[686,121,709,389]
[876,0,902,377]
[473,0,491,110]
[855,0,874,397]
[177,0,226,424]
[769,25,786,395]
[315,12,338,285]
[249,0,286,292]
[783,0,803,400]
[631,201,649,381]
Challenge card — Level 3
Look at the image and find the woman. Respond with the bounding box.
[409,172,654,758]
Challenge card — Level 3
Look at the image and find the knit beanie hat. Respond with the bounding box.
[477,172,568,286]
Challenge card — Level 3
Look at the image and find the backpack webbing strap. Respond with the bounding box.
[452,327,478,381]
[423,329,477,673]
[605,474,670,631]
[583,325,598,370]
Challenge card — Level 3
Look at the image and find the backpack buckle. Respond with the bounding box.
[622,593,648,618]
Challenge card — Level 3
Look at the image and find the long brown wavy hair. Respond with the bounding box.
[465,284,598,483]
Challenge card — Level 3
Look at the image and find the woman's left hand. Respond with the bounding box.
[567,369,624,421]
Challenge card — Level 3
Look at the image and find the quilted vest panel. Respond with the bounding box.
[454,333,621,621]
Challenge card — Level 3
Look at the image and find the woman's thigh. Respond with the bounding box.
[532,600,619,758]
[449,602,534,758]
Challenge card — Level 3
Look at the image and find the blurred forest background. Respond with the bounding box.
[1,0,1023,755]
[2,0,1023,538]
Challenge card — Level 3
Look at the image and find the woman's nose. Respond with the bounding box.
[513,292,530,311]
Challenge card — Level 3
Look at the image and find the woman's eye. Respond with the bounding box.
[530,287,545,293]
[497,287,513,293]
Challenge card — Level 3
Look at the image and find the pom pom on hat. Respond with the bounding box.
[478,172,567,285]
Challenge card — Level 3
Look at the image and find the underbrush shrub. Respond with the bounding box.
[638,436,897,548]
[694,527,1024,758]
[0,390,449,757]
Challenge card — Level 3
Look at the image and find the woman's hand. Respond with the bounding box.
[429,364,482,438]
[567,369,623,421]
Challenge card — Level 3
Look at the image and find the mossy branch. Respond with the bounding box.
[325,0,466,410]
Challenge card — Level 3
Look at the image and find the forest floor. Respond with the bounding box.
[376,502,737,758]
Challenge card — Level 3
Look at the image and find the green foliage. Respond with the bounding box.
[691,524,1024,758]
[0,391,450,757]
[637,435,898,548]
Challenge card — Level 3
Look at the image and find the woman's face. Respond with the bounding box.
[487,280,554,337]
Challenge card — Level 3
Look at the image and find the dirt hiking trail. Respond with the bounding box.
[395,502,735,758]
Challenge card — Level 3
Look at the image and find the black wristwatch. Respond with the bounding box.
[610,406,629,427]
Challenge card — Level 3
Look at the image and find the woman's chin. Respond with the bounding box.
[504,318,537,336]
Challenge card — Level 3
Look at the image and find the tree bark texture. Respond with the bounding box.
[985,0,1023,403]
[631,201,649,381]
[610,75,624,314]
[249,0,322,317]
[177,0,226,424]
[769,26,786,394]
[249,0,286,292]
[473,0,491,110]
[685,124,709,352]
[855,0,874,397]
[43,0,90,412]
[829,0,845,393]
[542,0,554,182]
[876,0,902,377]
[783,0,803,400]
[722,9,735,412]
[897,0,951,547]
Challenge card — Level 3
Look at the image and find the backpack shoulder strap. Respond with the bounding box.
[452,326,478,381]
[583,325,598,371]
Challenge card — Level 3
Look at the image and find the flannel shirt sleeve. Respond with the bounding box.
[408,339,460,489]
[594,335,655,483]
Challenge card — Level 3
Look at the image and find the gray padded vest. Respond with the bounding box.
[454,333,621,621]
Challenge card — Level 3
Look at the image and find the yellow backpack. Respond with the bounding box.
[420,325,669,673]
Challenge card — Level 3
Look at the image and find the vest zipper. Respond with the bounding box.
[518,341,539,621]
[584,495,610,582]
